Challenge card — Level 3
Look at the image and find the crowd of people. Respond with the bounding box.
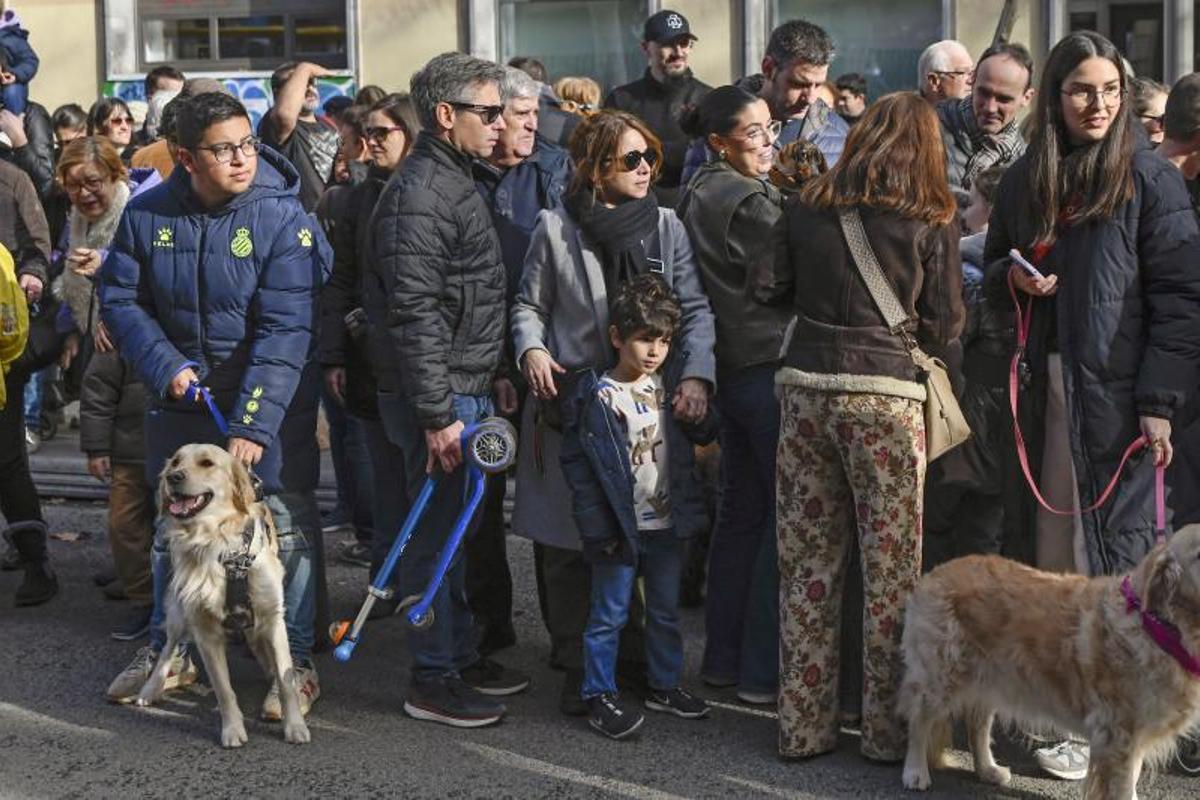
[4,4,1200,782]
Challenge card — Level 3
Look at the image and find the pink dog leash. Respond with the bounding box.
[1120,575,1200,678]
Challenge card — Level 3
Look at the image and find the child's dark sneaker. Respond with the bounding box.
[588,693,644,740]
[645,687,710,719]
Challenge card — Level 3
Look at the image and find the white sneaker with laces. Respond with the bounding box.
[1035,740,1090,780]
[105,645,197,703]
[261,663,320,720]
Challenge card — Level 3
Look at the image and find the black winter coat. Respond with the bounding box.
[604,69,711,208]
[983,140,1200,575]
[79,350,147,463]
[0,101,54,203]
[368,132,506,431]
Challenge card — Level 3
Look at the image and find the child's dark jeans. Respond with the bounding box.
[582,529,683,699]
[1,83,27,115]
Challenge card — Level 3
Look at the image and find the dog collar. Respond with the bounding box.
[1120,575,1200,679]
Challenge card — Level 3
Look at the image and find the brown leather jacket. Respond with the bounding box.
[761,202,964,383]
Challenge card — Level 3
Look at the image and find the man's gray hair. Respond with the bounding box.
[410,52,506,130]
[501,66,541,105]
[917,40,971,87]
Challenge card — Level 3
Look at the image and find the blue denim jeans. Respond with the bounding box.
[321,386,375,540]
[1,82,27,115]
[149,491,317,662]
[377,390,492,682]
[702,364,780,692]
[22,372,41,430]
[582,531,683,699]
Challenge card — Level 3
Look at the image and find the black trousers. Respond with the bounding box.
[465,472,515,652]
[1,371,42,526]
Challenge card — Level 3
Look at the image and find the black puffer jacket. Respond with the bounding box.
[368,132,506,430]
[0,101,54,203]
[984,139,1200,575]
[320,165,388,419]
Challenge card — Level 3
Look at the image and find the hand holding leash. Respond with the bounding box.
[170,368,201,401]
[1140,416,1173,468]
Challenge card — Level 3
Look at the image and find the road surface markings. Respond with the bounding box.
[721,776,808,798]
[133,705,191,720]
[0,702,114,739]
[706,699,777,720]
[460,742,691,800]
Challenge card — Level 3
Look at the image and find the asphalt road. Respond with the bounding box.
[0,499,1195,799]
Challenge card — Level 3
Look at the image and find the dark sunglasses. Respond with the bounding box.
[616,149,658,171]
[364,125,406,143]
[446,101,504,124]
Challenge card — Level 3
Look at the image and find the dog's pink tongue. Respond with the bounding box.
[169,498,189,515]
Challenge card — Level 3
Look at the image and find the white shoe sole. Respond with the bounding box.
[644,699,710,719]
[403,700,503,728]
[590,713,645,740]
[1037,764,1087,781]
[466,678,530,697]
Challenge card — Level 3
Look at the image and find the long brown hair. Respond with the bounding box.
[1026,31,1135,245]
[567,109,662,196]
[801,92,956,226]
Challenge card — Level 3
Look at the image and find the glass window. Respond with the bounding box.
[294,13,349,62]
[1069,1,1163,80]
[498,0,648,95]
[218,15,285,61]
[142,18,211,63]
[771,0,942,96]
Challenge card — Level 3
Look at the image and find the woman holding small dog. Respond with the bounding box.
[983,31,1200,778]
[762,91,963,762]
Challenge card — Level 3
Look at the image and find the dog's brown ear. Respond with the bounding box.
[229,458,257,514]
[1145,547,1183,617]
[156,463,174,518]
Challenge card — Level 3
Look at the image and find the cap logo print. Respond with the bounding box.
[667,14,683,29]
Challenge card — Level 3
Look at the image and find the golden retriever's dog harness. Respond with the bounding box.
[221,518,262,632]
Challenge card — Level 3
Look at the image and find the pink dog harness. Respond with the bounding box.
[1120,575,1200,679]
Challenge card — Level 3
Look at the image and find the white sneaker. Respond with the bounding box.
[1035,740,1090,780]
[261,663,320,720]
[105,645,197,703]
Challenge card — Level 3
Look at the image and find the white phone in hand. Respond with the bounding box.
[1009,248,1045,281]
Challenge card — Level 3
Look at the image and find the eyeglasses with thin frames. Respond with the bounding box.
[194,136,262,164]
[1061,84,1123,108]
[445,101,504,125]
[729,120,783,147]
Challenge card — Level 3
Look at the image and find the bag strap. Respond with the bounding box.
[836,208,912,338]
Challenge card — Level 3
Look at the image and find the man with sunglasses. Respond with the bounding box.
[605,9,711,207]
[369,52,528,729]
[260,61,339,213]
[99,92,332,720]
[937,41,1034,211]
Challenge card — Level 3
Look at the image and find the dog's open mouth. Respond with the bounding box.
[167,492,213,519]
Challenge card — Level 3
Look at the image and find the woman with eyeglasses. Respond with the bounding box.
[1131,76,1168,145]
[510,108,716,715]
[982,31,1200,780]
[319,92,420,584]
[86,98,137,163]
[760,91,963,762]
[673,86,790,705]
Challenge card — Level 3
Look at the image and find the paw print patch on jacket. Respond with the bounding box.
[297,228,313,248]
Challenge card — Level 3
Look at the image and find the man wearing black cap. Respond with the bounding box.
[604,9,710,207]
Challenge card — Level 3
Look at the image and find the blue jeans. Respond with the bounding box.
[149,491,317,662]
[582,531,683,699]
[1,83,27,115]
[377,390,492,682]
[702,364,780,692]
[321,386,375,540]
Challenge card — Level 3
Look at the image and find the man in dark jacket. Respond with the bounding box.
[369,51,527,728]
[100,93,331,719]
[605,10,710,207]
[938,42,1033,210]
[0,157,55,608]
[470,65,571,657]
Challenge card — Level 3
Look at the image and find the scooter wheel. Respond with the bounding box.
[408,609,435,631]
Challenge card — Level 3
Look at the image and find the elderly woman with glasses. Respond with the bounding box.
[87,98,138,163]
[510,108,716,711]
[674,85,791,706]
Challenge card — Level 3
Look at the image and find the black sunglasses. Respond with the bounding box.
[617,149,659,171]
[446,101,504,125]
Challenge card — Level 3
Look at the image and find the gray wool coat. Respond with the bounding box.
[509,205,716,550]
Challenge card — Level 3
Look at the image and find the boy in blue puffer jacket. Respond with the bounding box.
[560,274,716,740]
[98,92,331,719]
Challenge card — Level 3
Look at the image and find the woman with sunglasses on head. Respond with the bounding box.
[982,32,1200,781]
[510,108,716,722]
[674,86,790,706]
[760,91,963,762]
[86,98,137,163]
[319,92,420,582]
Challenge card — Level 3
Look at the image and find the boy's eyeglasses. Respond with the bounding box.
[614,149,659,171]
[195,136,262,164]
[446,101,504,125]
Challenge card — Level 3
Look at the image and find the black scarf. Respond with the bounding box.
[565,188,659,294]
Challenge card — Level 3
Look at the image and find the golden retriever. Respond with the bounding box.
[135,444,310,748]
[900,525,1200,799]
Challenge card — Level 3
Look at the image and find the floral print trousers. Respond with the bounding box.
[776,386,926,761]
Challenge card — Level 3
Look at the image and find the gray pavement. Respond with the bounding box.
[0,499,1194,799]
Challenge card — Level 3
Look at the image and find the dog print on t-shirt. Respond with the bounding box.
[598,372,672,530]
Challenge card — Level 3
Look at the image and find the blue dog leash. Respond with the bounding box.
[184,381,230,436]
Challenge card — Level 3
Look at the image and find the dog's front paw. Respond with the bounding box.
[977,764,1011,786]
[902,765,932,791]
[283,720,311,745]
[220,721,248,748]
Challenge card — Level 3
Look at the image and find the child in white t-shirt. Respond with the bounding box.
[560,274,714,740]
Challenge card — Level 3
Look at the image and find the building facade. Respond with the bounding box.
[14,1,1200,116]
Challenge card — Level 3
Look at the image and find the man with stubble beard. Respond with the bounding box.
[605,10,710,207]
[259,61,339,212]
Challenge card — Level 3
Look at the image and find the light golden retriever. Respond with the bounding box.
[900,525,1200,799]
[135,444,310,748]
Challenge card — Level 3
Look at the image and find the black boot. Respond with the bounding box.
[5,521,59,607]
